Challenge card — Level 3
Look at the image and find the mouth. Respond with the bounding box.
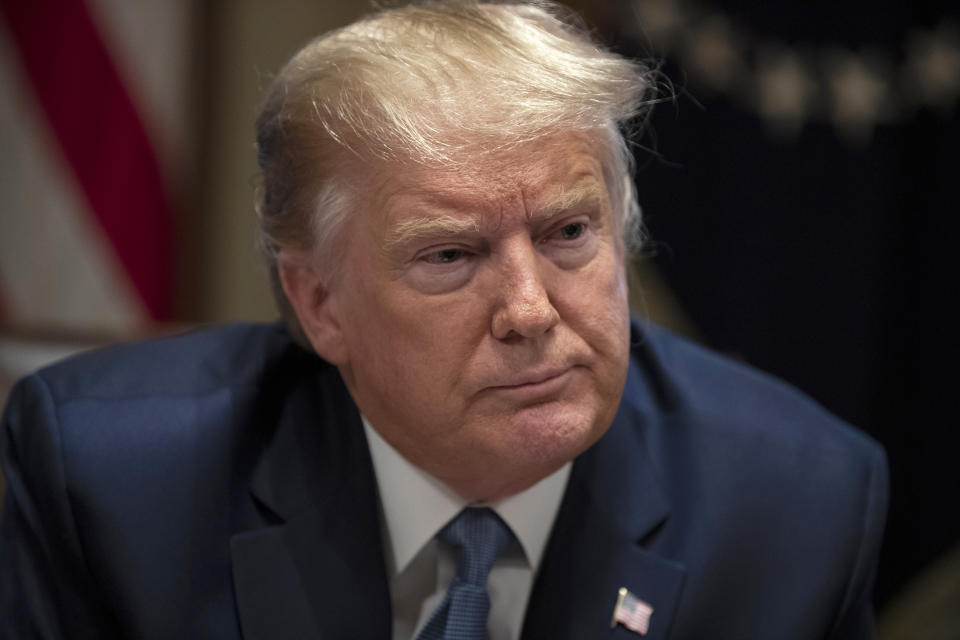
[485,366,576,402]
[496,367,569,389]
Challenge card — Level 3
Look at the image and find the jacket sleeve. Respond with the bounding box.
[0,374,119,639]
[825,442,890,640]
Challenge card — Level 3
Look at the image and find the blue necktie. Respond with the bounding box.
[416,507,515,640]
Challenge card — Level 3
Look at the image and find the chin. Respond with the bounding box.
[438,404,611,501]
[502,400,607,467]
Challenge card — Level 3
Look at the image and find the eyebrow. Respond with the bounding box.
[382,178,606,252]
[534,180,606,219]
[384,214,484,252]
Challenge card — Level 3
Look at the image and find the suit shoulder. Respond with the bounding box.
[613,322,888,639]
[31,322,314,402]
[628,320,883,463]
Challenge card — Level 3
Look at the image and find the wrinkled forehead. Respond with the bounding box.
[355,133,612,223]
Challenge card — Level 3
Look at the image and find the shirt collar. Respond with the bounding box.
[362,417,571,576]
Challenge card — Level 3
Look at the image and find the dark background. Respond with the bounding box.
[593,0,959,611]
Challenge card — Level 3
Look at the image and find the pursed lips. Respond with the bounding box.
[472,348,593,398]
[493,366,571,389]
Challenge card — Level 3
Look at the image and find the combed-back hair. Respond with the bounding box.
[255,0,656,343]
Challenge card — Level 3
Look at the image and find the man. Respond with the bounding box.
[0,2,887,639]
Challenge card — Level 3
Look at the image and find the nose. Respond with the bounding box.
[491,240,560,340]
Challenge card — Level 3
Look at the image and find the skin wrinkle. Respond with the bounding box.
[385,214,484,252]
[381,181,604,256]
[258,3,654,345]
[310,134,630,501]
[378,135,605,231]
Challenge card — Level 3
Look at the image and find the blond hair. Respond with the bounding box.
[255,1,656,340]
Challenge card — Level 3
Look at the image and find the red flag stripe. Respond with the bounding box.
[0,0,174,321]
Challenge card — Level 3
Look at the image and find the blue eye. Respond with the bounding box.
[559,223,585,240]
[424,248,465,264]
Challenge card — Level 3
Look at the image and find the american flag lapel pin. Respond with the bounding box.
[610,587,654,635]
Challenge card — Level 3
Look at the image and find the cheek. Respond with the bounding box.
[346,284,487,394]
[561,256,629,339]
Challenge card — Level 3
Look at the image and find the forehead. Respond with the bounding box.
[362,134,610,225]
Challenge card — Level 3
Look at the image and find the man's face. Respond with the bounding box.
[324,134,631,500]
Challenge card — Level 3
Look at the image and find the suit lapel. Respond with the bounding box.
[229,322,685,639]
[231,362,391,640]
[522,358,687,640]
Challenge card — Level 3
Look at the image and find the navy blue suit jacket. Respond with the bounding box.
[0,321,887,639]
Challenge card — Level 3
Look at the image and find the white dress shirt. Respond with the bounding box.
[362,418,571,640]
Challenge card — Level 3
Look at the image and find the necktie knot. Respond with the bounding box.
[416,507,515,640]
[439,507,513,586]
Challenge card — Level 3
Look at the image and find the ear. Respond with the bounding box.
[277,249,350,365]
